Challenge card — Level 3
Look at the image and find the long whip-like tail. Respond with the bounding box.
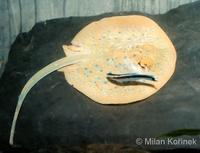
[9,56,78,145]
[9,51,112,145]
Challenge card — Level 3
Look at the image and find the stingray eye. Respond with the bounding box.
[138,58,153,69]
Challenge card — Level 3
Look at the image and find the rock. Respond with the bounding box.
[0,1,200,152]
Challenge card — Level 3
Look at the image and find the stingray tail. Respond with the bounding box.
[9,57,79,145]
[9,48,110,145]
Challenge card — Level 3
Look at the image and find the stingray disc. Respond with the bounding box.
[60,15,176,104]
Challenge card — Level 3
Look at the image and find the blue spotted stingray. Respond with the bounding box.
[9,15,176,145]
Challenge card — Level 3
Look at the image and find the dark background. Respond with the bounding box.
[1,1,200,152]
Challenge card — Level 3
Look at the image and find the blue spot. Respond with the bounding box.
[98,77,101,80]
[87,46,92,50]
[106,59,109,62]
[124,56,127,59]
[84,68,88,71]
[114,38,118,40]
[94,81,97,84]
[107,38,111,40]
[118,31,121,34]
[99,69,103,73]
[104,81,108,85]
[95,64,98,68]
[98,38,101,41]
[142,33,145,36]
[89,71,93,74]
[108,30,111,33]
[115,65,118,68]
[114,86,118,90]
[127,38,131,40]
[92,36,94,39]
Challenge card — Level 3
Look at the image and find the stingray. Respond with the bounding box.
[9,15,176,145]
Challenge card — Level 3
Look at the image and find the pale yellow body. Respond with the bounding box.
[60,15,176,104]
[10,15,176,145]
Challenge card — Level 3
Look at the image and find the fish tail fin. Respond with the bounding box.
[58,45,81,72]
[62,44,82,56]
